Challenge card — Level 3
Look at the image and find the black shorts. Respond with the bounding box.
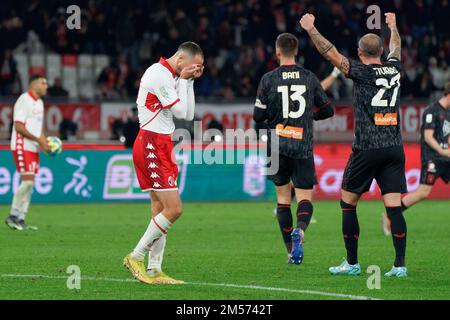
[420,159,450,185]
[268,155,317,190]
[342,146,407,195]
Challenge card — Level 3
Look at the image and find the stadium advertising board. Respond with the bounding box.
[0,102,428,138]
[0,143,448,204]
[100,102,428,132]
[0,102,101,138]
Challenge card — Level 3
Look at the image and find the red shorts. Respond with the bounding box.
[12,150,40,175]
[133,129,178,192]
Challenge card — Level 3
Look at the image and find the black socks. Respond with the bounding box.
[386,206,407,267]
[341,200,359,265]
[297,200,313,232]
[276,204,293,253]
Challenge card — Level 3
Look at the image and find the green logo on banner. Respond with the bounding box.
[103,154,188,200]
[103,155,145,199]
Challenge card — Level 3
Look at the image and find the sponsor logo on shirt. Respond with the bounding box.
[374,113,398,126]
[275,124,303,140]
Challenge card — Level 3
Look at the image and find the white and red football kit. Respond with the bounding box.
[10,91,44,175]
[133,57,195,191]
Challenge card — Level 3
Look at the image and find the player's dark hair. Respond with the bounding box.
[29,74,45,84]
[358,33,383,58]
[178,42,203,58]
[276,33,299,57]
[445,81,450,96]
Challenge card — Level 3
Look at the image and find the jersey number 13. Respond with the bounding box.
[277,85,306,119]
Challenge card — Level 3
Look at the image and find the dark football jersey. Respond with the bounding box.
[347,58,403,151]
[254,65,330,159]
[421,101,450,162]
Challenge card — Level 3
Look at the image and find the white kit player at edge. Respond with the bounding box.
[5,75,50,231]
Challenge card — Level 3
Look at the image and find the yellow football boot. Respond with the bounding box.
[150,272,185,285]
[123,254,156,284]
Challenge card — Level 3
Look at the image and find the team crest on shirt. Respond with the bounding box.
[160,86,170,99]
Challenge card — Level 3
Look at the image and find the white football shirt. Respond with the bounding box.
[10,91,44,152]
[136,58,182,134]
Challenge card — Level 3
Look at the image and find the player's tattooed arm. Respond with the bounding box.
[308,27,334,56]
[385,13,401,61]
[300,14,350,76]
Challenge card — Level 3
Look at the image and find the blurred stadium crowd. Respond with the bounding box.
[0,0,449,101]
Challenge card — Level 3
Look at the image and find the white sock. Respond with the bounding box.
[131,213,172,260]
[10,180,34,220]
[148,235,167,275]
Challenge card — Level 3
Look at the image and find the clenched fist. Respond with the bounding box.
[299,13,315,32]
[385,12,397,29]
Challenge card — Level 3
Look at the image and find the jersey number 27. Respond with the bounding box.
[371,73,400,107]
[277,85,306,119]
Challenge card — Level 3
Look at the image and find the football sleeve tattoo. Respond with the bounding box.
[306,27,350,76]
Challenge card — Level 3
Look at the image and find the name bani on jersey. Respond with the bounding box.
[373,66,399,76]
[282,71,300,80]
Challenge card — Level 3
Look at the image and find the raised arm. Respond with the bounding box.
[320,67,341,91]
[300,14,350,76]
[385,13,401,61]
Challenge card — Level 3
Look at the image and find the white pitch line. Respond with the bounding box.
[0,273,380,300]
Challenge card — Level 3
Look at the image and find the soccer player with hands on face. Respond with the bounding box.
[124,42,204,285]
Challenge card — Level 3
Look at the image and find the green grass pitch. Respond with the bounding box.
[0,200,449,300]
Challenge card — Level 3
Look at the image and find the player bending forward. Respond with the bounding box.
[382,82,450,235]
[5,75,50,231]
[301,13,408,277]
[253,33,334,265]
[123,42,204,284]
